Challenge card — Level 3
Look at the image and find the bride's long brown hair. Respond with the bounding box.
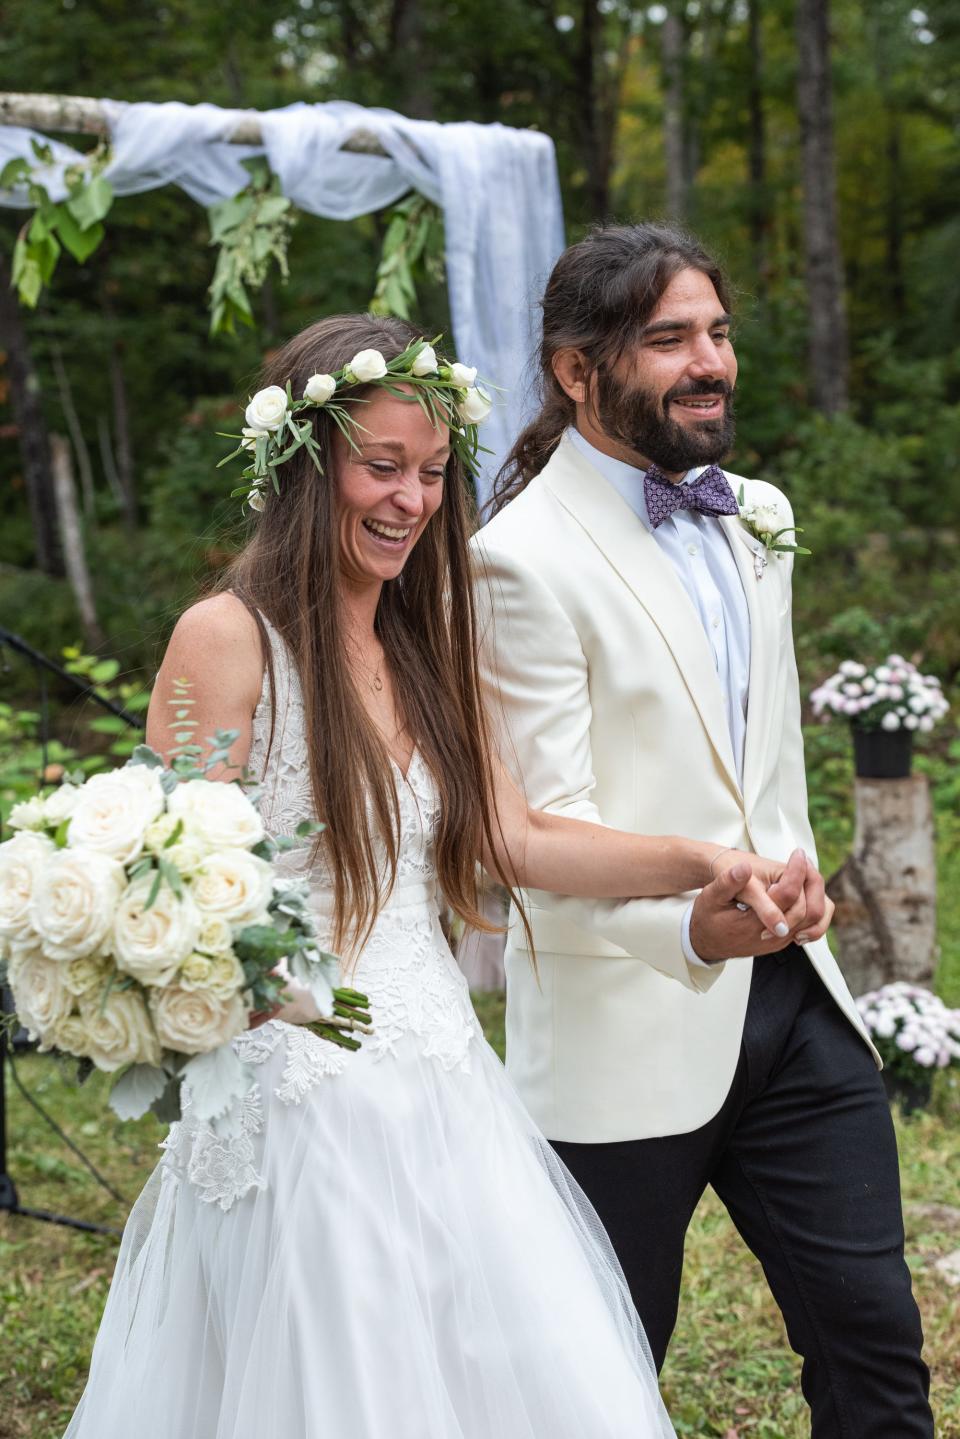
[221,314,521,956]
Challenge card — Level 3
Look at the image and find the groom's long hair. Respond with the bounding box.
[491,222,732,512]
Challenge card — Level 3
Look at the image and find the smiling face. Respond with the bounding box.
[333,387,450,592]
[564,267,738,478]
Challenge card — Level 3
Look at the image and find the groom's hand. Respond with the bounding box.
[690,849,817,963]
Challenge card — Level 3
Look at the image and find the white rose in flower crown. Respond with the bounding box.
[457,385,492,425]
[30,849,126,962]
[248,488,266,512]
[191,849,274,927]
[9,950,74,1045]
[244,385,289,433]
[411,345,438,377]
[304,372,337,404]
[80,988,162,1071]
[449,362,477,388]
[0,830,55,944]
[241,425,266,454]
[8,796,48,831]
[67,767,165,864]
[150,984,247,1055]
[113,875,201,986]
[166,779,264,852]
[348,349,388,383]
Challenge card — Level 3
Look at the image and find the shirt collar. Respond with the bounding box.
[566,427,704,531]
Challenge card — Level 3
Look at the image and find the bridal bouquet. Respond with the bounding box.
[0,738,370,1128]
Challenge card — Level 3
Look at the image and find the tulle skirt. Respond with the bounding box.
[64,1022,674,1438]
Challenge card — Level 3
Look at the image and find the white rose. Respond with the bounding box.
[304,372,337,404]
[52,1011,92,1060]
[457,385,493,425]
[0,831,55,944]
[167,780,264,851]
[9,950,74,1046]
[747,503,782,537]
[244,385,289,433]
[113,875,201,985]
[80,988,161,1071]
[179,949,245,1000]
[410,345,438,377]
[449,362,477,388]
[62,952,112,998]
[881,711,901,731]
[348,349,388,383]
[67,767,165,864]
[30,849,126,962]
[8,797,47,831]
[145,813,211,878]
[196,914,235,955]
[150,984,247,1055]
[241,425,266,453]
[43,784,82,826]
[191,850,274,927]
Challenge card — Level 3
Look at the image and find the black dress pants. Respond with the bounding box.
[552,950,934,1438]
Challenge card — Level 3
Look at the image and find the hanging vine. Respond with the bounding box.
[369,192,445,320]
[206,156,296,336]
[2,139,114,308]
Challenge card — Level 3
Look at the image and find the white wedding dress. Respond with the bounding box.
[65,620,673,1439]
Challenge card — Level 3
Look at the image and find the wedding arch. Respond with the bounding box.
[0,92,566,510]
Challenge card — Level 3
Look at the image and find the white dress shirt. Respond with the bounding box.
[566,427,751,964]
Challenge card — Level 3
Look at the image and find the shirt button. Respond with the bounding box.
[687,543,698,556]
[711,614,721,628]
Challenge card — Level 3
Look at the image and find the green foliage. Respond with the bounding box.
[207,157,296,335]
[4,139,113,308]
[369,193,445,320]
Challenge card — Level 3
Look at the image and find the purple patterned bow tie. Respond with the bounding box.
[643,463,739,530]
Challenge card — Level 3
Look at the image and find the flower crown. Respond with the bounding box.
[218,336,492,512]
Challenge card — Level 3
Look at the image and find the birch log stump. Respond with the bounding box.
[826,774,936,997]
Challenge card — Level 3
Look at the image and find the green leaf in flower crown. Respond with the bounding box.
[109,1063,168,1121]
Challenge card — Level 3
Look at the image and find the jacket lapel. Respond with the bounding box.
[719,512,781,807]
[543,440,742,802]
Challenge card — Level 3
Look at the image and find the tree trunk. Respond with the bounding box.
[0,252,63,575]
[746,0,771,297]
[826,776,936,997]
[576,0,608,217]
[109,336,137,530]
[49,433,104,650]
[795,0,849,412]
[51,346,96,518]
[390,0,434,119]
[661,8,687,222]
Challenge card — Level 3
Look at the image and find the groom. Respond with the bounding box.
[473,223,932,1435]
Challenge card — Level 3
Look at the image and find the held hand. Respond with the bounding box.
[693,849,834,963]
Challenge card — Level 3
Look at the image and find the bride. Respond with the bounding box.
[64,315,810,1439]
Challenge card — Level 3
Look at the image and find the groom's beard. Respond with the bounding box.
[595,372,736,474]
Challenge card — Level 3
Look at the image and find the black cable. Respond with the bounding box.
[0,626,145,729]
[6,1048,130,1211]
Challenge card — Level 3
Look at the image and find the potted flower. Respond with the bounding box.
[810,655,950,779]
[856,982,960,1113]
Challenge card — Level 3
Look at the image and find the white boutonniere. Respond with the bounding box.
[737,485,811,578]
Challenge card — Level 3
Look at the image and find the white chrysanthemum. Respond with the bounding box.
[30,848,126,962]
[166,780,263,852]
[150,984,247,1056]
[113,876,201,986]
[0,831,55,945]
[67,767,165,864]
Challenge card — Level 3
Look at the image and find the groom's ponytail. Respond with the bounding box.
[490,221,731,516]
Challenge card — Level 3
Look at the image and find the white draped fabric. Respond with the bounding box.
[0,99,566,507]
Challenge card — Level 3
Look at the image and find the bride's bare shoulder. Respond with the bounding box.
[160,594,264,703]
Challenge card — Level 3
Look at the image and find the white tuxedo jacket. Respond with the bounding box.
[473,435,877,1143]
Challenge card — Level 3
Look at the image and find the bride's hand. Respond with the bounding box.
[712,847,833,944]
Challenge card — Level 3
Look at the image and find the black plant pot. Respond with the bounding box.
[851,725,914,780]
[881,1068,932,1115]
